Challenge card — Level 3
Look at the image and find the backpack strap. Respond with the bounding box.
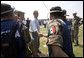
[11,21,18,35]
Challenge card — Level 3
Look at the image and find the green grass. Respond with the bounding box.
[72,25,83,57]
[39,25,83,57]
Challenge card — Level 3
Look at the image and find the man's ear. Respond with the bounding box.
[10,12,16,20]
[9,12,13,17]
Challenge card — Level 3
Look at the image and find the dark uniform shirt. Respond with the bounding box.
[63,19,75,57]
[1,19,26,57]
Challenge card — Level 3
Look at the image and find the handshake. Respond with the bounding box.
[39,33,48,38]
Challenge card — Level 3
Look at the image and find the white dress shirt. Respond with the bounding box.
[29,18,40,32]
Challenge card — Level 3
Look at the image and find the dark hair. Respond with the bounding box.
[1,3,13,18]
[33,10,38,14]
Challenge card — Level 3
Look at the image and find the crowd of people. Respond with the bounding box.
[1,3,83,57]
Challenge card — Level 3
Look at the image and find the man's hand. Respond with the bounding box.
[36,31,48,37]
[36,31,43,37]
[39,33,43,37]
[43,34,48,38]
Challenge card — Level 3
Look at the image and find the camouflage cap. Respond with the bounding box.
[50,6,63,13]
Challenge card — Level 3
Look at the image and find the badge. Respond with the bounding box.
[49,25,58,35]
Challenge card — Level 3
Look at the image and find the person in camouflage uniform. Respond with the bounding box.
[43,6,68,57]
[43,6,75,57]
[72,13,81,46]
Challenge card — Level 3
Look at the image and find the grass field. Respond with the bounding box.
[39,25,83,57]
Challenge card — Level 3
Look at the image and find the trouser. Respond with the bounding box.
[32,32,40,53]
[44,24,46,28]
[71,29,74,42]
[48,46,53,57]
[74,27,79,45]
[29,41,36,57]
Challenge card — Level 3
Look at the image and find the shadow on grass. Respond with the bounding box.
[73,44,83,48]
[78,44,83,48]
[38,52,49,57]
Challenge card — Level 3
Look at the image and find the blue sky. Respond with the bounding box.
[1,1,83,20]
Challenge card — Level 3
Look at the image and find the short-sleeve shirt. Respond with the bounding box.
[74,16,81,28]
[74,16,81,25]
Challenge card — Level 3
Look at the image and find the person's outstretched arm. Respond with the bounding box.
[47,35,69,57]
[52,46,69,57]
